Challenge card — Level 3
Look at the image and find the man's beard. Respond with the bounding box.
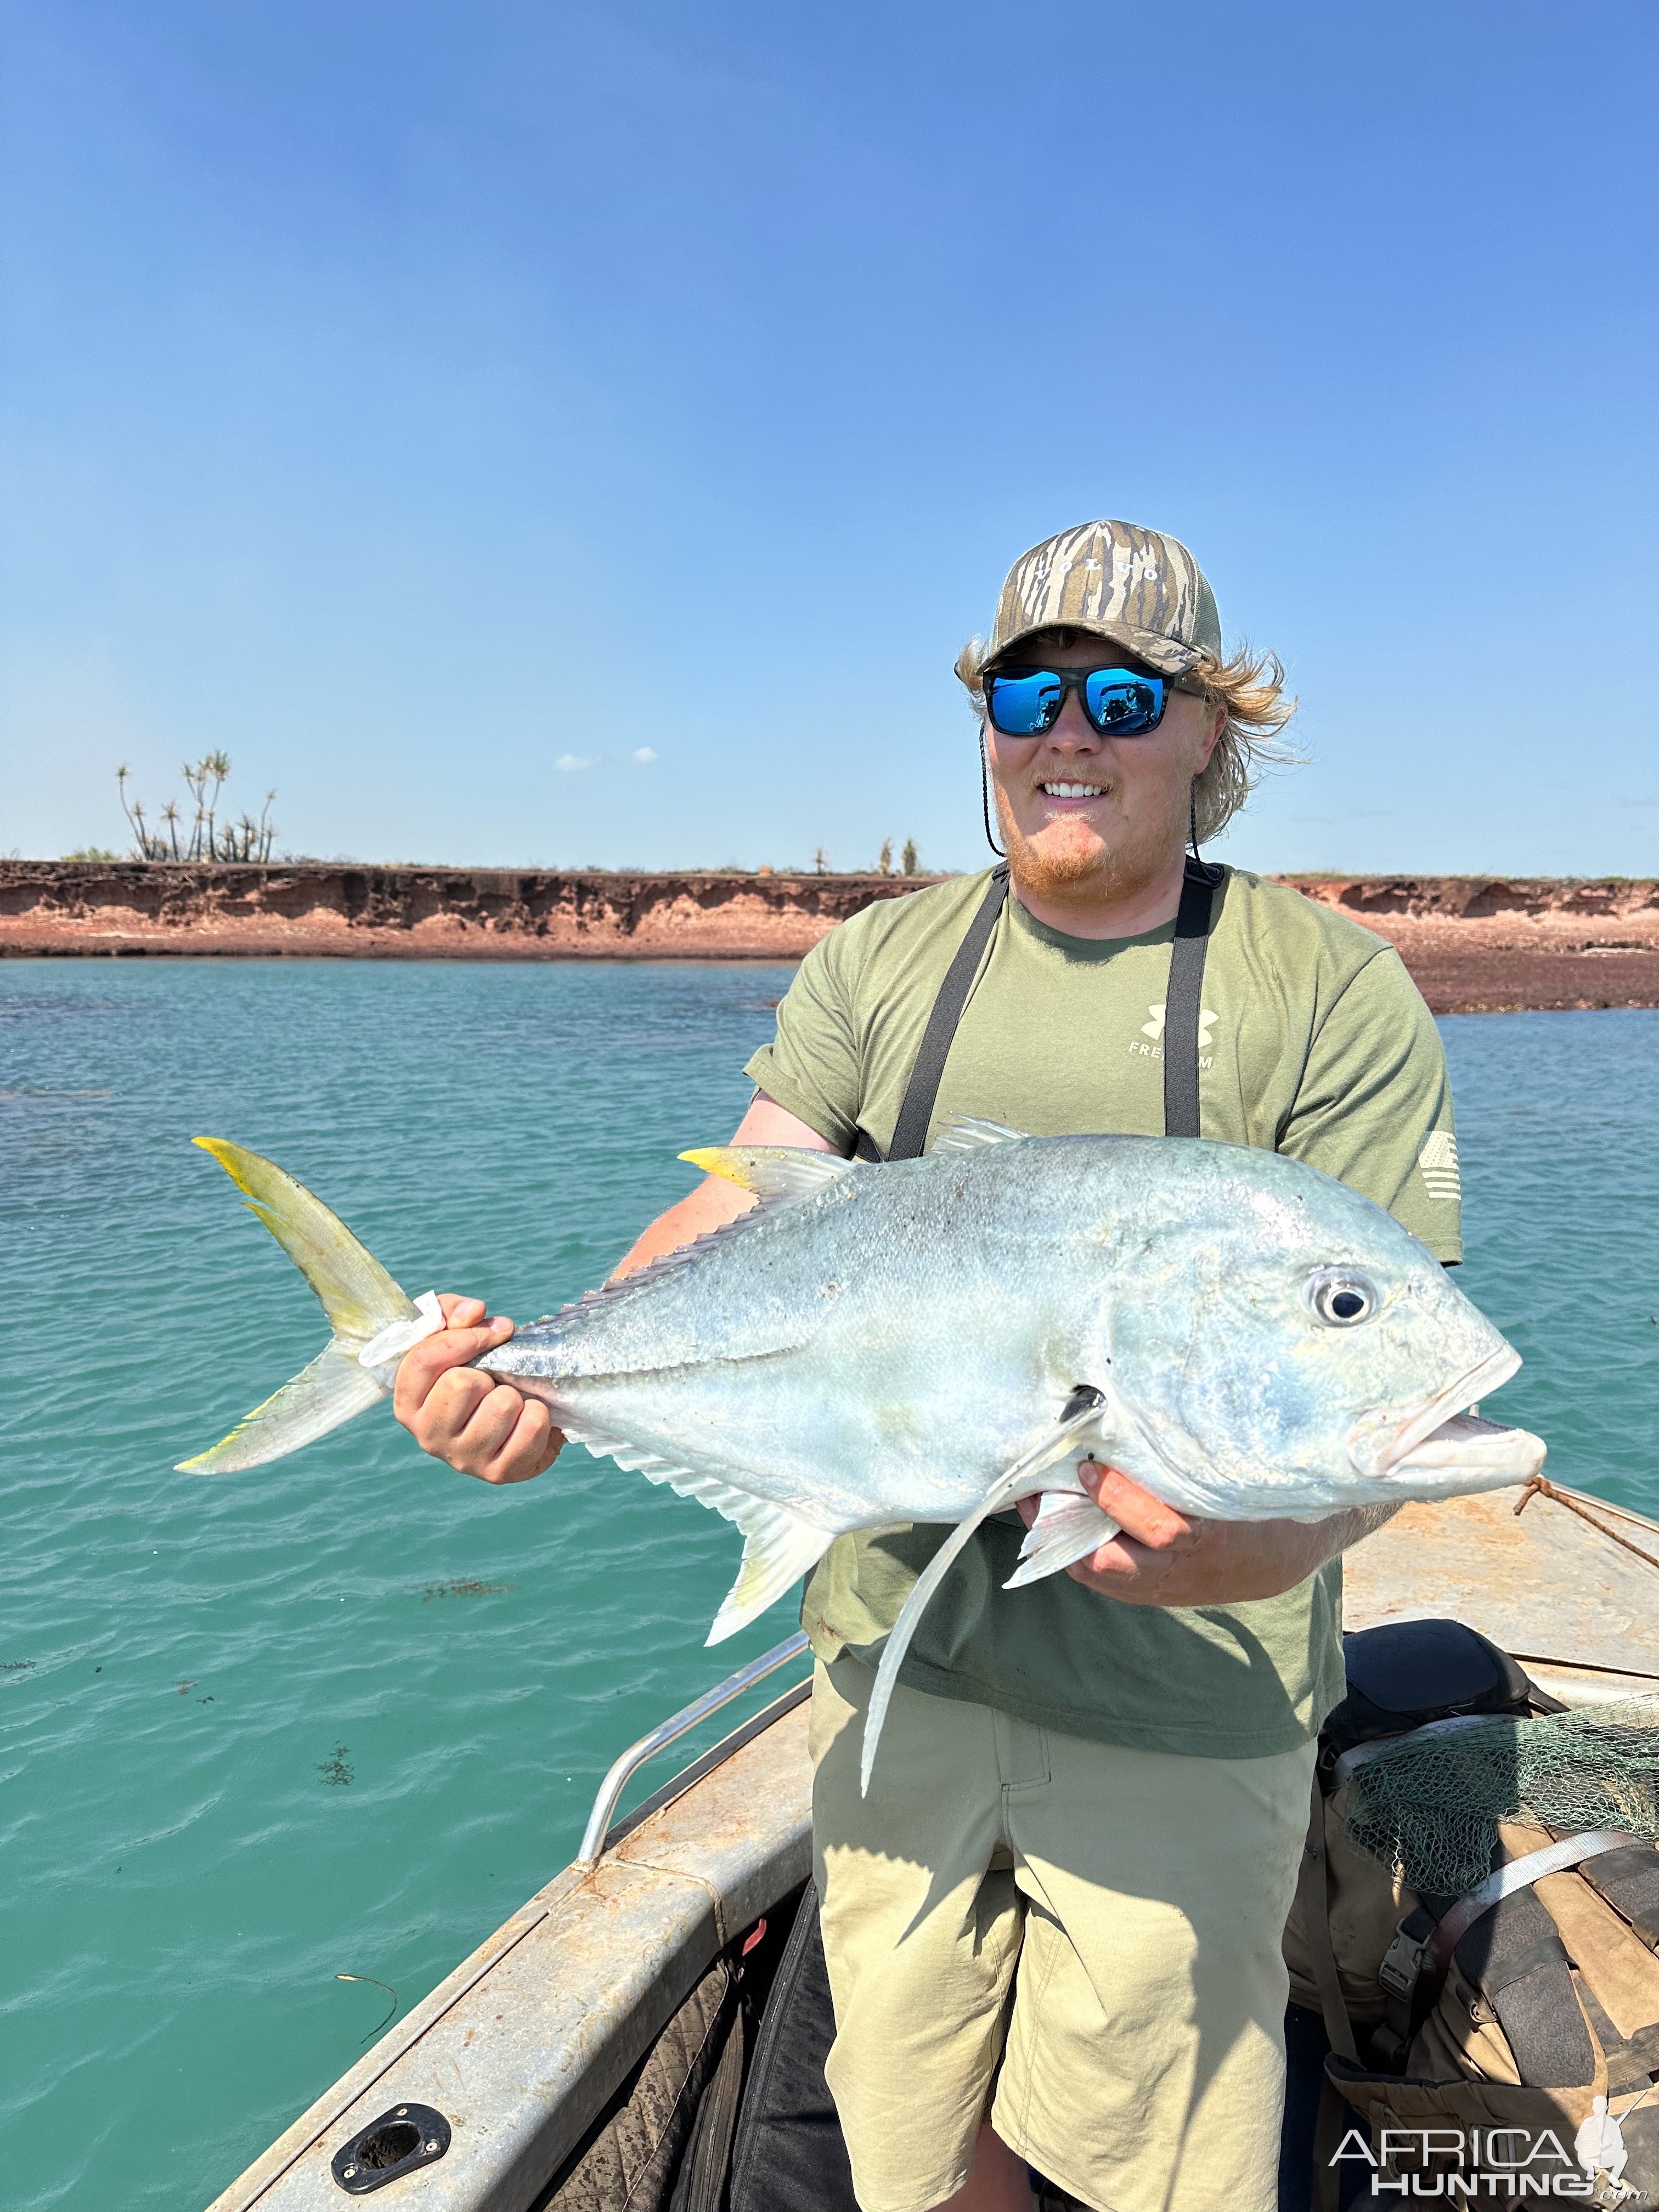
[995,776,1190,907]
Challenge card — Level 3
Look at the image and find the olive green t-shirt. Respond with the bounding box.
[742,866,1462,1761]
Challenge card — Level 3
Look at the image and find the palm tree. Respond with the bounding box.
[114,759,276,863]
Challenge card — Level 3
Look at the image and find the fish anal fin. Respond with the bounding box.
[707,1508,832,1644]
[1002,1493,1121,1590]
[929,1115,1030,1155]
[560,1423,831,1639]
[679,1146,855,1200]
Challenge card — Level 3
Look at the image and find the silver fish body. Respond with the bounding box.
[179,1125,1545,1790]
[488,1130,1534,1528]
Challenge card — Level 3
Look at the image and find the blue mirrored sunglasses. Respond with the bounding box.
[984,665,1169,739]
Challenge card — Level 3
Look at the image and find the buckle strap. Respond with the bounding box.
[1370,1906,1439,2070]
[1428,1827,1633,1973]
[1367,1832,1632,2072]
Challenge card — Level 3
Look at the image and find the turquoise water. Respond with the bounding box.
[2,962,1656,2211]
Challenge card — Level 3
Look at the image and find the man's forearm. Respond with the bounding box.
[612,1092,836,1281]
[1167,1499,1401,1604]
[1064,1471,1404,1607]
[1262,1499,1401,1589]
[612,1177,753,1279]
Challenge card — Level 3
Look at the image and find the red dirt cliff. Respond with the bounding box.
[5,860,1659,1015]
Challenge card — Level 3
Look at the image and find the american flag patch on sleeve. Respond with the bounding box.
[1418,1130,1461,1202]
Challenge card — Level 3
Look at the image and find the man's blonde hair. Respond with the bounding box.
[954,631,1299,843]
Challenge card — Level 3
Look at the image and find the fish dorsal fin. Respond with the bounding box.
[558,1421,831,1640]
[543,1195,805,1327]
[539,1150,851,1338]
[679,1146,856,1200]
[929,1115,1029,1155]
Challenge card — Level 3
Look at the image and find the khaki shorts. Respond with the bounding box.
[810,1655,1316,2212]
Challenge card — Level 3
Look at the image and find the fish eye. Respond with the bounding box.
[1307,1268,1379,1327]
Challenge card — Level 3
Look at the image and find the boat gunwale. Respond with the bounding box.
[204,1688,815,2212]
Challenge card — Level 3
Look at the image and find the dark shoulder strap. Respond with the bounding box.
[856,858,1217,1164]
[1161,860,1223,1142]
[857,868,1008,1164]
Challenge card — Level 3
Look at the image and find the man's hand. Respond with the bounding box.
[1017,1462,1396,1606]
[393,1295,565,1485]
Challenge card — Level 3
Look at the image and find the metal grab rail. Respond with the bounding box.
[575,1630,811,1865]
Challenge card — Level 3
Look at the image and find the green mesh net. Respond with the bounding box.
[1339,1695,1659,1898]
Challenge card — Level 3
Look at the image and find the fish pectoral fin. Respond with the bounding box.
[1002,1492,1122,1590]
[929,1115,1030,1154]
[708,1506,833,1644]
[859,1398,1106,1797]
[679,1147,856,1200]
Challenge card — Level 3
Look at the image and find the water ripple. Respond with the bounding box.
[0,966,1654,2208]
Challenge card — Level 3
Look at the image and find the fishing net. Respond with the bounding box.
[1339,1695,1659,1898]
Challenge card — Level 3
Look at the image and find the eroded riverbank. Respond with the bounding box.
[6,860,1659,1013]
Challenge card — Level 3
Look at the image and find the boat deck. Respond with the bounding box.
[1344,1480,1659,1703]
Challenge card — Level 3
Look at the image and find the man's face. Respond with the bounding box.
[985,630,1223,902]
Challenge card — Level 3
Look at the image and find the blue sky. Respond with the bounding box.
[2,0,1655,876]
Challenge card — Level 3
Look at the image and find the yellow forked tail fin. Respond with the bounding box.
[178,1138,425,1475]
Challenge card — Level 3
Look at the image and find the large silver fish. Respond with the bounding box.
[180,1124,1544,1788]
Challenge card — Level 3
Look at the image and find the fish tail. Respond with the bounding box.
[177,1138,425,1474]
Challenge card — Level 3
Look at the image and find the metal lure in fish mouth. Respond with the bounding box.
[1345,1342,1532,1484]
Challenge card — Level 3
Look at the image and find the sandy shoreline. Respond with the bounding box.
[5,860,1659,1015]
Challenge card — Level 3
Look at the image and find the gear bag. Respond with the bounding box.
[1283,1618,1539,2050]
[1324,1822,1659,2207]
[1284,1619,1659,2211]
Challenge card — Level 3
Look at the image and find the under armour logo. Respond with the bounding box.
[1143,1002,1216,1049]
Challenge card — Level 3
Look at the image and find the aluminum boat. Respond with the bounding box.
[206,1482,1659,2212]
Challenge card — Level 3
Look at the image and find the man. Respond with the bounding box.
[396,521,1462,2212]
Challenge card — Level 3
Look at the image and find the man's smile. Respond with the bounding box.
[1037,779,1109,803]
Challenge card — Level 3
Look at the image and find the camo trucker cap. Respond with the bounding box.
[966,520,1222,685]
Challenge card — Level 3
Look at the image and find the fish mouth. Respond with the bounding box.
[1382,1409,1546,1487]
[1346,1342,1532,1483]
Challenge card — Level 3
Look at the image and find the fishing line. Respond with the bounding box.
[336,1973,399,2043]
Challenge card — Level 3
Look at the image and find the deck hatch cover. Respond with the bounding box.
[331,2103,451,2193]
